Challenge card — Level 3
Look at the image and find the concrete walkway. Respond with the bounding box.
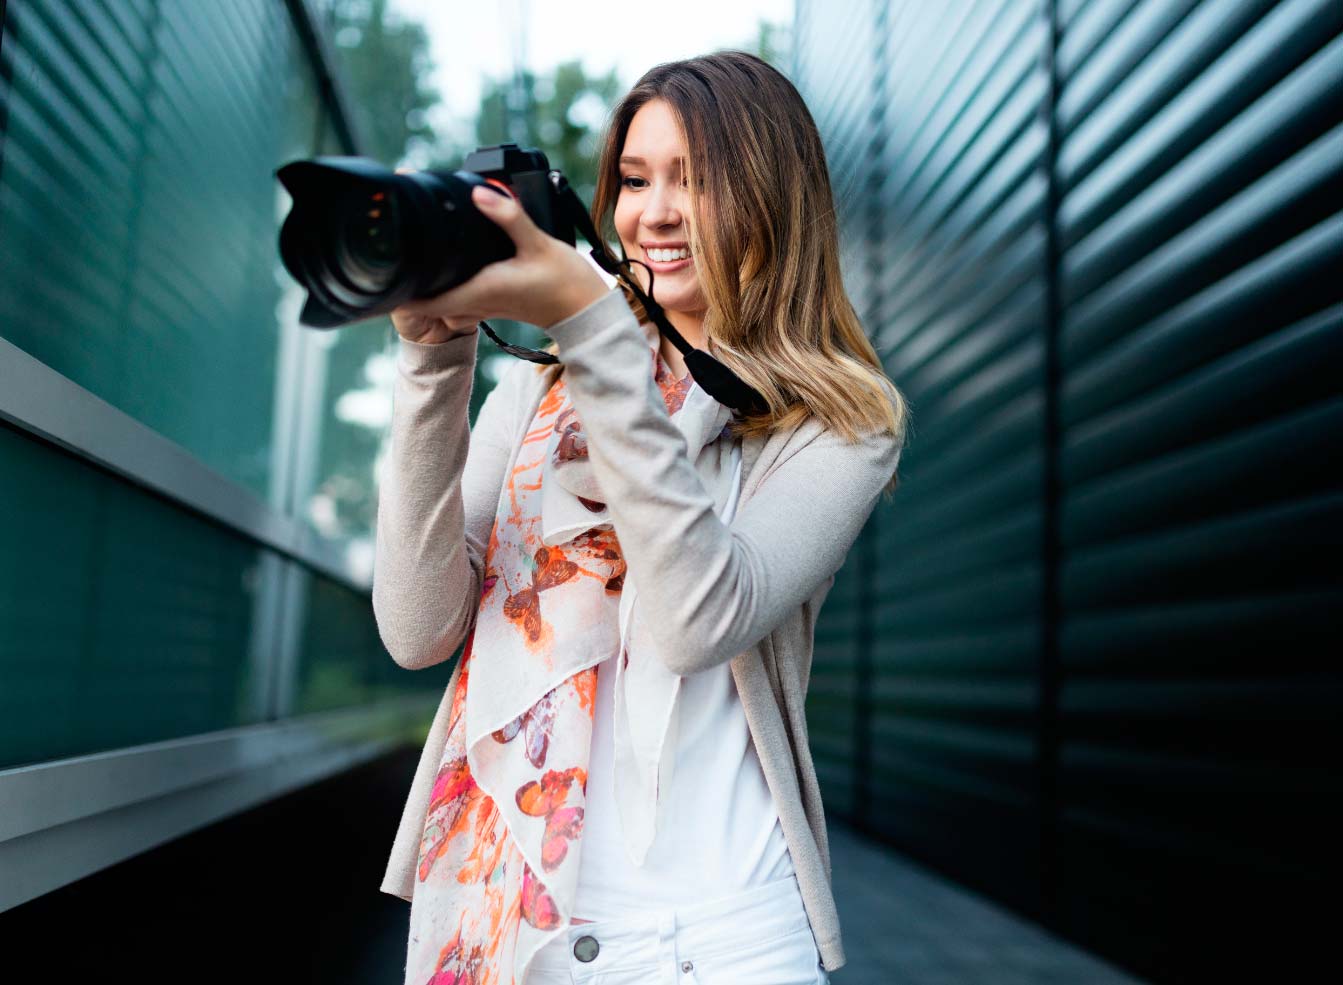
[827,820,1148,984]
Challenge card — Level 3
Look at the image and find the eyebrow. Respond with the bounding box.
[619,155,686,166]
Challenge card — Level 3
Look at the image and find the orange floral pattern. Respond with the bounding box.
[403,350,690,985]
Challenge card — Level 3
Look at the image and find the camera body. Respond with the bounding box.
[276,143,574,328]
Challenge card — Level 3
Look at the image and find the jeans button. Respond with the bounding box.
[573,935,600,962]
[682,960,694,972]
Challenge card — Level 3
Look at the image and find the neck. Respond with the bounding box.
[656,307,706,381]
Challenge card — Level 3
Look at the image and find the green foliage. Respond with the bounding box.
[324,0,441,165]
[468,60,623,207]
[752,19,794,74]
[442,60,624,400]
[301,0,445,548]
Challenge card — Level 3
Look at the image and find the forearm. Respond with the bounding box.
[372,330,484,670]
[546,290,901,674]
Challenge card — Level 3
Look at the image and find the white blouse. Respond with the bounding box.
[572,439,796,919]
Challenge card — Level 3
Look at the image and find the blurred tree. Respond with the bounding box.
[436,59,622,415]
[752,19,794,74]
[324,0,440,165]
[468,60,622,209]
[298,0,443,550]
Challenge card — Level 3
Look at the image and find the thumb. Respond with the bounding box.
[472,184,543,248]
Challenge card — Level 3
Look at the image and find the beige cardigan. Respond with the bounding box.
[373,288,902,973]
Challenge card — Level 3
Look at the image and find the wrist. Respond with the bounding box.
[545,262,611,329]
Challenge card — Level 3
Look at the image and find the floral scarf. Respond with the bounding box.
[404,334,740,985]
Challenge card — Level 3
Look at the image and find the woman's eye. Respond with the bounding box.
[620,176,696,190]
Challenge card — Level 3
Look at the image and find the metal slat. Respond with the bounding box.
[1059,0,1277,188]
[1065,309,1343,500]
[1063,208,1343,426]
[1058,0,1343,234]
[1057,0,1203,130]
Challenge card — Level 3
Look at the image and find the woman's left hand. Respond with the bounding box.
[390,184,612,333]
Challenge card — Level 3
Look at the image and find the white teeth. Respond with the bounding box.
[647,247,690,262]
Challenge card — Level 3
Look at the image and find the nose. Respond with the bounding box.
[641,180,683,232]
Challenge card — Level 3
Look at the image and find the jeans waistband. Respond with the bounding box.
[532,873,810,975]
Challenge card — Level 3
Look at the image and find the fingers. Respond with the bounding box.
[471,184,543,248]
[398,300,482,331]
[391,299,478,332]
[387,182,551,328]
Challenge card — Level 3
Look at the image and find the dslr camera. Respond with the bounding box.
[275,143,769,415]
[276,143,574,329]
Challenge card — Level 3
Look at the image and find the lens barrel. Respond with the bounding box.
[276,157,518,328]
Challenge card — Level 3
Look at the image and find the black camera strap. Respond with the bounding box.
[475,173,768,417]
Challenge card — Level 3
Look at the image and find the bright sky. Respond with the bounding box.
[387,0,794,159]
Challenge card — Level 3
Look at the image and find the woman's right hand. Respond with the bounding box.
[389,307,480,345]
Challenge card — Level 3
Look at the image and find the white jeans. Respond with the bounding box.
[523,873,831,985]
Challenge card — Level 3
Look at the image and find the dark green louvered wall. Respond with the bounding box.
[0,0,446,775]
[795,1,1343,982]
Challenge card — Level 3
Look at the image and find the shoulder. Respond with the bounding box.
[799,421,902,496]
[790,376,904,476]
[768,412,901,474]
[742,412,901,506]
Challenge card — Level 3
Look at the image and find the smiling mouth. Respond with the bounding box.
[643,249,693,266]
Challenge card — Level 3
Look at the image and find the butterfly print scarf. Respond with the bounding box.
[404,333,740,985]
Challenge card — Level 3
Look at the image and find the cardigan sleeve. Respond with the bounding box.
[371,328,529,670]
[546,288,902,676]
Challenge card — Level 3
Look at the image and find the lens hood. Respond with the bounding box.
[276,157,514,328]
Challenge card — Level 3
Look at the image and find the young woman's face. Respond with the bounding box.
[614,98,707,316]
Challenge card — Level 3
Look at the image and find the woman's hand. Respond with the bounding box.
[389,306,479,345]
[390,183,612,342]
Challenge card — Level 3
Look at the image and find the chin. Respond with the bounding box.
[652,288,706,311]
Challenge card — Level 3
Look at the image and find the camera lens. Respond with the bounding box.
[276,154,542,327]
[330,186,402,293]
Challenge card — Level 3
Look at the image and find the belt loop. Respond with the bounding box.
[657,909,677,985]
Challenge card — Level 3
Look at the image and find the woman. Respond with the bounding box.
[374,51,909,985]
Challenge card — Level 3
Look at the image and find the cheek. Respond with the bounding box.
[614,203,636,243]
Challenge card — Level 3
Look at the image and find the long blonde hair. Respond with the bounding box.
[535,50,909,497]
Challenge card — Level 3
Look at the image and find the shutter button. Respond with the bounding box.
[573,935,600,962]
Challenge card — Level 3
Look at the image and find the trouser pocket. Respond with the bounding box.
[675,924,824,985]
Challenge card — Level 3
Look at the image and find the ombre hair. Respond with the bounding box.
[537,50,909,497]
